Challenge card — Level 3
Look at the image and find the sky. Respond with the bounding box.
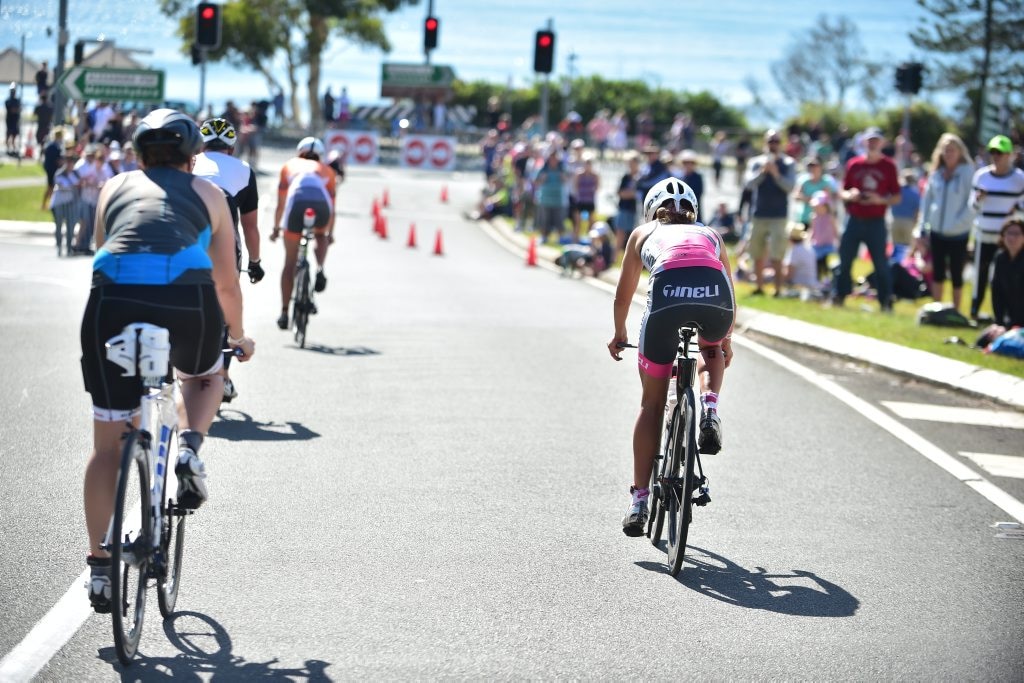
[1,0,938,123]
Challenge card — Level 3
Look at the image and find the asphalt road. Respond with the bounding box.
[1,153,1021,680]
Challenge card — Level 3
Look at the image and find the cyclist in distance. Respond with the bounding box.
[271,136,337,330]
[607,178,736,536]
[193,117,263,403]
[79,109,255,612]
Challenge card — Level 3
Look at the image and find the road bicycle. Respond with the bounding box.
[102,323,190,664]
[649,326,712,576]
[621,326,712,577]
[291,208,317,349]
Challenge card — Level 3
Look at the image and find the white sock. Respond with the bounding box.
[701,392,719,413]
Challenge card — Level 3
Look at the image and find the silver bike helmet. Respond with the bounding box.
[132,108,202,157]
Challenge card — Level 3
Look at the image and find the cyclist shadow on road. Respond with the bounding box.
[637,546,859,617]
[99,610,332,680]
[209,409,321,442]
[291,343,381,356]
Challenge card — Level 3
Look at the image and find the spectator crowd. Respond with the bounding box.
[468,107,1023,327]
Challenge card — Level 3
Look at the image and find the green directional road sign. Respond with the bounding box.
[58,66,165,102]
[380,62,455,98]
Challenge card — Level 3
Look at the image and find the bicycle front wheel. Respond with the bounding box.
[292,261,310,349]
[666,389,697,577]
[158,428,185,618]
[110,429,151,664]
[648,406,677,545]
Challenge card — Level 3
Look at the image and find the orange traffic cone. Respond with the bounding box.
[371,197,379,218]
[526,236,538,266]
[433,229,444,256]
[382,188,390,208]
[378,216,388,240]
[373,214,382,235]
[407,222,417,248]
[440,185,448,203]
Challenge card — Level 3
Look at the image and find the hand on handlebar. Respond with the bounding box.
[247,260,265,283]
[229,336,256,362]
[608,335,634,361]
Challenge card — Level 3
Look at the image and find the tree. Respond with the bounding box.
[910,0,1024,145]
[159,0,416,127]
[770,15,883,113]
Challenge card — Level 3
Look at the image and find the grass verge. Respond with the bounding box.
[0,162,46,180]
[0,187,51,221]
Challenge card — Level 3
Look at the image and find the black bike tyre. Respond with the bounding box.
[157,427,184,618]
[110,429,151,665]
[648,405,676,545]
[293,262,310,349]
[666,388,697,577]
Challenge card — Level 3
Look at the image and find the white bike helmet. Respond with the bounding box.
[296,136,325,158]
[643,177,698,223]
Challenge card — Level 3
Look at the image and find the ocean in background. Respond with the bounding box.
[3,0,935,125]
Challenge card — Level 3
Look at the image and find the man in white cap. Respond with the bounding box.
[836,126,901,311]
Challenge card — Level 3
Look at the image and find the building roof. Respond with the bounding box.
[0,47,46,86]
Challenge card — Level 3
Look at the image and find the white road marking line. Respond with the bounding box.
[0,567,93,682]
[961,452,1024,480]
[882,401,1024,430]
[0,502,145,678]
[733,335,1024,524]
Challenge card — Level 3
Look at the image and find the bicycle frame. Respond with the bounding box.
[102,324,180,572]
[140,379,178,569]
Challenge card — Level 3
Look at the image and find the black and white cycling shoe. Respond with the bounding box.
[622,497,649,537]
[175,448,208,510]
[85,556,112,613]
[698,410,722,454]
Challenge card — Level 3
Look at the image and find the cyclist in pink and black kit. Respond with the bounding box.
[608,178,736,536]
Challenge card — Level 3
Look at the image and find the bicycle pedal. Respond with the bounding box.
[694,487,711,507]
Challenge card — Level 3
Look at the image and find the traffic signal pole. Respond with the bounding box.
[198,49,207,117]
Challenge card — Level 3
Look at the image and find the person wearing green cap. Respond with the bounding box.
[970,135,1024,319]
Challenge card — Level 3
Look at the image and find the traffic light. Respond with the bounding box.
[534,30,555,74]
[195,2,222,50]
[424,16,439,51]
[74,40,84,65]
[895,62,924,95]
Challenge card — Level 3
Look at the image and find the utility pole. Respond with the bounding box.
[977,0,993,149]
[54,0,68,125]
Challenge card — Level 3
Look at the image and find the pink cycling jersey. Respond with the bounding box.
[640,222,723,274]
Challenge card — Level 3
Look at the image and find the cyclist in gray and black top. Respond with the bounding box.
[194,117,263,402]
[80,109,255,613]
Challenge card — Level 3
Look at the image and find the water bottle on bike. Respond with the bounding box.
[304,207,315,233]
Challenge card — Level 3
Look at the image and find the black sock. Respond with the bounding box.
[179,429,204,454]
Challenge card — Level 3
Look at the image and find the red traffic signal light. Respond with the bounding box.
[534,30,555,74]
[195,2,222,50]
[424,16,439,51]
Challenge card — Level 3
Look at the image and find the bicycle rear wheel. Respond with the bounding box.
[648,406,677,545]
[292,261,310,349]
[110,429,151,664]
[665,388,697,577]
[158,427,185,618]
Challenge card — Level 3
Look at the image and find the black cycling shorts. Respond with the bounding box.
[80,284,224,412]
[285,198,331,236]
[638,266,734,378]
